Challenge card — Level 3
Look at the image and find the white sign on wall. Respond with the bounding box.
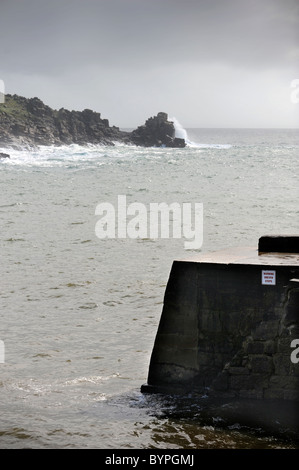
[262,270,276,285]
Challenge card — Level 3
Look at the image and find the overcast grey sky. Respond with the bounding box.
[0,0,298,127]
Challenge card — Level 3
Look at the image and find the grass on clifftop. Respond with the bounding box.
[0,95,29,120]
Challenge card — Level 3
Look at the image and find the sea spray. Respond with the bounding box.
[170,117,189,142]
[170,117,200,147]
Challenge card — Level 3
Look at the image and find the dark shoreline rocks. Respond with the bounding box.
[0,152,10,159]
[0,94,185,150]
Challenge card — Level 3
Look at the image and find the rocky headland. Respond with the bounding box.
[0,94,186,150]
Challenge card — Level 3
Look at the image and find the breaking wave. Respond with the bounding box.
[170,117,232,149]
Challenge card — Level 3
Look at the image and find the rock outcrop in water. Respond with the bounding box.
[130,112,186,148]
[0,152,10,159]
[0,94,185,149]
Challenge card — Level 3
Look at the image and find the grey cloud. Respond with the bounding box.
[0,0,298,75]
[0,0,298,127]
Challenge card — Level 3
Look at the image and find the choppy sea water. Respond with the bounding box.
[0,128,298,449]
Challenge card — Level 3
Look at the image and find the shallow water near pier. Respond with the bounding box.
[0,128,298,448]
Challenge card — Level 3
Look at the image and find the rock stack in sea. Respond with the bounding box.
[0,94,186,149]
[130,112,186,148]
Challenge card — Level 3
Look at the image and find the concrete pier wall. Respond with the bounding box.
[142,239,299,402]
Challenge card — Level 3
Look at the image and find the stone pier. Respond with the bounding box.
[141,236,299,403]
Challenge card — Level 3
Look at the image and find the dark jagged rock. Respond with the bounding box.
[0,94,127,148]
[0,95,186,149]
[0,152,10,159]
[130,112,186,148]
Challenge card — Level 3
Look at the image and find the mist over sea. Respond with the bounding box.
[0,127,298,448]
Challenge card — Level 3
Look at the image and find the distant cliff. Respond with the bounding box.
[0,94,185,149]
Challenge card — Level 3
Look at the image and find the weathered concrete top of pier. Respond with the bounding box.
[182,246,299,267]
[181,235,299,267]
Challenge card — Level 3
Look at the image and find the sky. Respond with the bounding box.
[0,0,298,128]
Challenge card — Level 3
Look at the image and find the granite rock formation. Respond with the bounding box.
[130,112,185,148]
[0,94,185,149]
[0,94,128,148]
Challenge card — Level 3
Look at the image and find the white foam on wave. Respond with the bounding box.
[193,143,232,149]
[0,129,232,168]
[0,143,113,167]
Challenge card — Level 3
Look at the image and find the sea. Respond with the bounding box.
[0,125,298,450]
